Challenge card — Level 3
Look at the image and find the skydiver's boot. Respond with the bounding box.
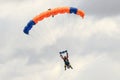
[70,65,73,69]
[64,65,66,70]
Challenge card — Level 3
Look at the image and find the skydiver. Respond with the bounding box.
[59,50,73,70]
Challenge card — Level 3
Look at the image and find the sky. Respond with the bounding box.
[0,0,120,80]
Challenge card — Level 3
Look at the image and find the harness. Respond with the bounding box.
[64,59,70,66]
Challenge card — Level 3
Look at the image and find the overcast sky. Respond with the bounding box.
[0,0,120,80]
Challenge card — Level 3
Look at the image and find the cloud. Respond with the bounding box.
[0,1,120,80]
[79,0,120,17]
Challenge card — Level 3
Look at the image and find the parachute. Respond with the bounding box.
[23,7,85,35]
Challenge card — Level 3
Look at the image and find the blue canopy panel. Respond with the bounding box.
[23,20,36,34]
[70,7,78,14]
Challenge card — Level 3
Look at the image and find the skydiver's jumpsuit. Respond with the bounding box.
[64,58,71,69]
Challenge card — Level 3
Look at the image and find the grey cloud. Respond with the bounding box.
[82,34,120,61]
[83,34,120,53]
[78,0,120,17]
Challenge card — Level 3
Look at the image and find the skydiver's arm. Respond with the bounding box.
[60,54,64,60]
[66,52,68,58]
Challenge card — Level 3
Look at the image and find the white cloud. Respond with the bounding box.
[75,54,120,80]
[0,0,120,80]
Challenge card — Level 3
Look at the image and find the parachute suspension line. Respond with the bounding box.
[30,28,40,38]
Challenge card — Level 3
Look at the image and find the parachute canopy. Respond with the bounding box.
[23,7,85,35]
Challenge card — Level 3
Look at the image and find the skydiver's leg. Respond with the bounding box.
[64,65,66,70]
[69,64,73,69]
[70,65,73,69]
